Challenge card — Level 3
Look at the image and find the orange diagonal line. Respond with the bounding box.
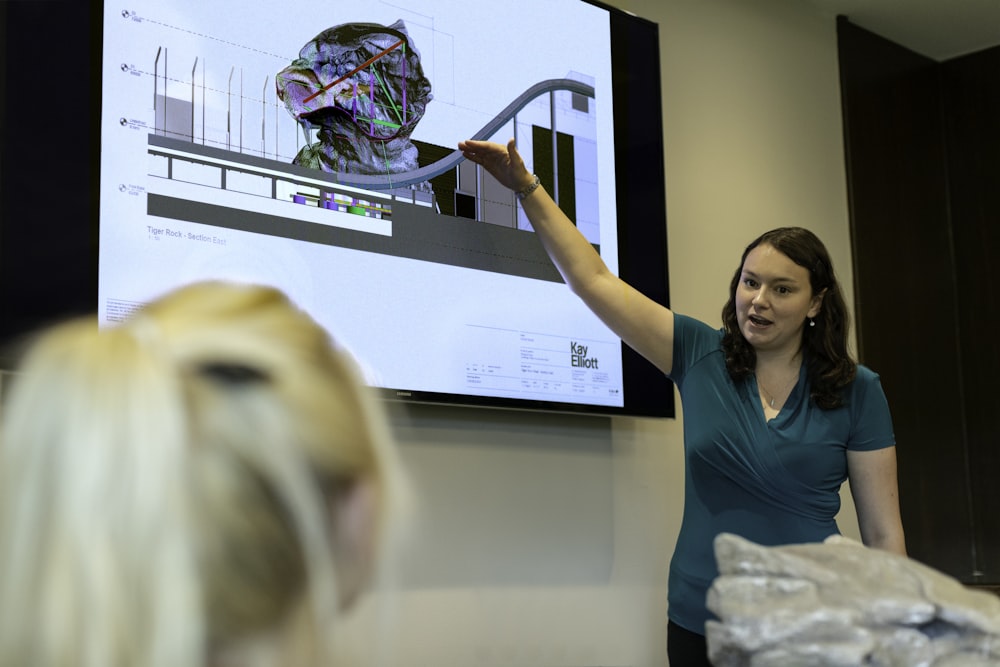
[302,39,404,104]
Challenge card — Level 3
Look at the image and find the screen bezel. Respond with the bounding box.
[0,0,673,418]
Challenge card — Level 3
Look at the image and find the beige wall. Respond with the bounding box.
[338,1,859,665]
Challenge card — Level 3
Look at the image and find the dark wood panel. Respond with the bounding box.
[942,46,1000,584]
[838,18,976,579]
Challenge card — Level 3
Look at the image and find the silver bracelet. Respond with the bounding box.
[515,174,541,201]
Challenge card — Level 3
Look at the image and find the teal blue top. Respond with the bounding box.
[667,314,895,633]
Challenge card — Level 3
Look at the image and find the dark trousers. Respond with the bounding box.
[667,620,712,666]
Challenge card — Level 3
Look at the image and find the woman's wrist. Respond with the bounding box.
[515,174,541,201]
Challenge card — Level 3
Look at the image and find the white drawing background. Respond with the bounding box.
[99,0,625,407]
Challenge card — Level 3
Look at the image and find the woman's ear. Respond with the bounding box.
[331,478,379,610]
[808,288,827,319]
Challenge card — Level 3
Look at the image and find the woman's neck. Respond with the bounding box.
[755,346,802,373]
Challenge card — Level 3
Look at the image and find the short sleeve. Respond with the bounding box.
[847,366,896,452]
[670,313,724,383]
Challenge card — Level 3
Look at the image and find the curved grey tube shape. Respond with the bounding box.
[329,78,596,189]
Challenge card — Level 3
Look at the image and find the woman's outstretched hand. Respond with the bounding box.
[458,138,536,193]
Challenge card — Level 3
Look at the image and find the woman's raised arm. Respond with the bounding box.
[458,138,675,375]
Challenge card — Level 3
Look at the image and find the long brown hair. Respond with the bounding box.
[720,227,855,409]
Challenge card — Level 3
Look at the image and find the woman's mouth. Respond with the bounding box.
[748,314,772,327]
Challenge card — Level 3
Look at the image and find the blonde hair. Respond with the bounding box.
[0,281,404,667]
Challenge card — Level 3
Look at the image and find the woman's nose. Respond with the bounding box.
[752,289,767,306]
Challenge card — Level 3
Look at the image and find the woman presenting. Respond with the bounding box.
[459,138,906,666]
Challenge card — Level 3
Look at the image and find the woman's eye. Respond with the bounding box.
[743,279,758,288]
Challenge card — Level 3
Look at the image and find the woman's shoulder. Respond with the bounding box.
[670,313,725,380]
[841,363,890,405]
[853,363,883,384]
[673,312,723,339]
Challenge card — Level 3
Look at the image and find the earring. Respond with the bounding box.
[809,318,816,327]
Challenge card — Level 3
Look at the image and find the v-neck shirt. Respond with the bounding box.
[666,313,896,634]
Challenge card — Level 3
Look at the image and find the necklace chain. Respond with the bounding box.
[757,370,799,408]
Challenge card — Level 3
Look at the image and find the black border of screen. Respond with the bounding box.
[0,0,674,418]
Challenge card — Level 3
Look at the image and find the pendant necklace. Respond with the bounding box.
[757,370,799,408]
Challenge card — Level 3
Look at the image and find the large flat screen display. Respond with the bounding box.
[2,0,672,416]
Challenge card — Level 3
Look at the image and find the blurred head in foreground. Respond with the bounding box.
[0,281,406,667]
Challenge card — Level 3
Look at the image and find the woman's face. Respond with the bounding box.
[735,243,824,355]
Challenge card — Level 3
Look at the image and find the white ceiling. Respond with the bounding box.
[803,0,1000,61]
